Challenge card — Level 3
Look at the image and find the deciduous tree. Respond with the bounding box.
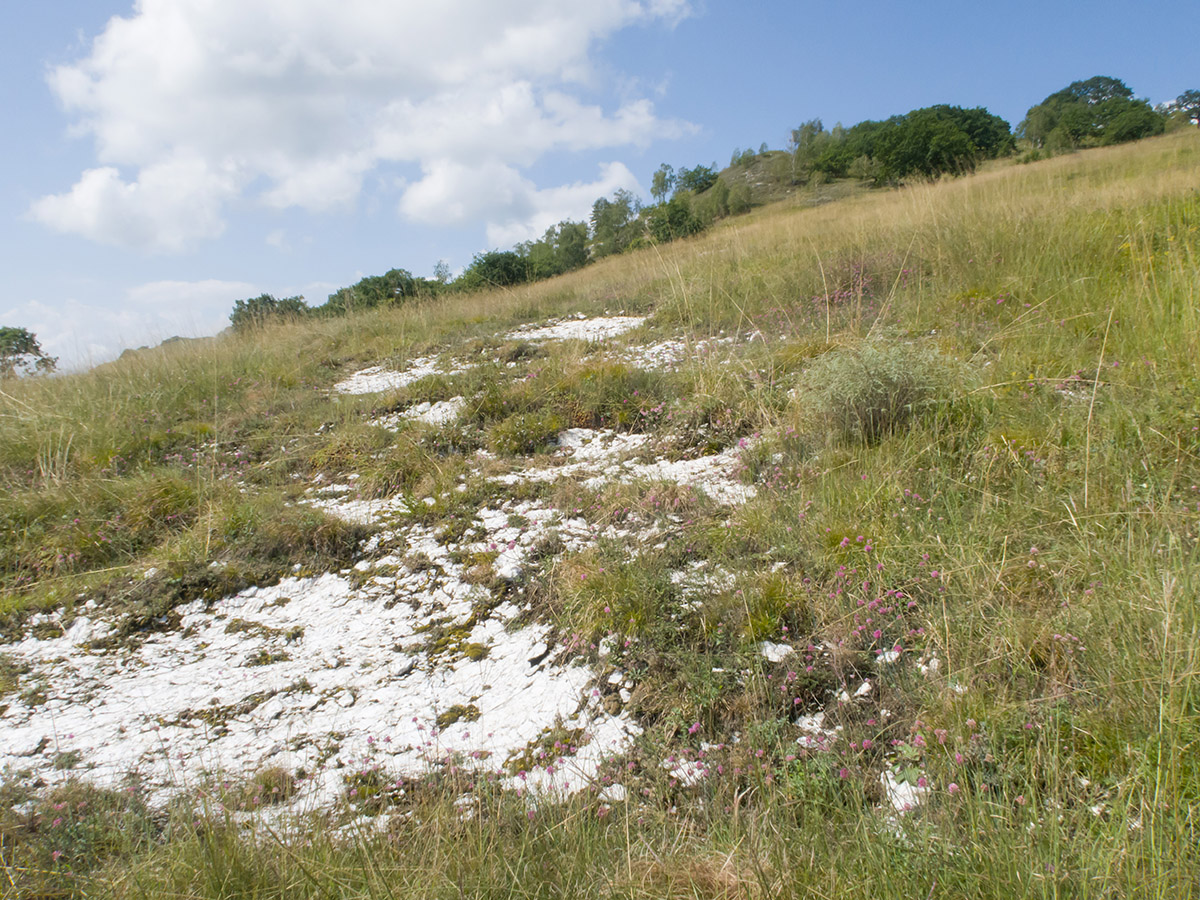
[674,164,718,195]
[650,164,675,203]
[589,189,638,258]
[1020,76,1162,149]
[0,327,57,377]
[1177,90,1200,126]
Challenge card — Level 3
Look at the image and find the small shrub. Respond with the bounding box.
[0,779,159,896]
[553,551,678,642]
[435,703,482,729]
[0,653,30,697]
[219,765,300,810]
[742,571,813,642]
[307,425,393,474]
[554,362,667,431]
[229,294,310,331]
[487,411,564,456]
[802,341,961,444]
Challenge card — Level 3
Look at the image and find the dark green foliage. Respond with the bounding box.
[645,194,703,243]
[228,294,310,331]
[556,222,589,272]
[674,163,719,195]
[650,163,675,202]
[692,177,732,223]
[808,120,888,179]
[0,326,56,378]
[729,147,757,167]
[1177,90,1200,125]
[1059,75,1135,105]
[517,221,590,280]
[873,108,979,179]
[319,267,438,315]
[790,118,831,182]
[937,105,1018,159]
[727,181,752,214]
[793,106,1012,183]
[230,268,443,327]
[1020,76,1164,149]
[1103,100,1168,145]
[457,250,529,289]
[589,188,639,259]
[802,341,960,444]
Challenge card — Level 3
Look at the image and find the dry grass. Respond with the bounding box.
[2,132,1199,898]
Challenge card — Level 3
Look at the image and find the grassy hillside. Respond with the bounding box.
[2,132,1199,898]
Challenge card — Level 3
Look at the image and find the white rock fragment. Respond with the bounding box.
[598,783,627,803]
[303,492,409,527]
[662,756,709,786]
[498,428,754,507]
[0,545,639,811]
[796,711,841,749]
[616,335,737,371]
[375,397,467,430]
[759,641,793,663]
[598,446,755,506]
[881,768,928,813]
[509,316,646,343]
[333,358,466,395]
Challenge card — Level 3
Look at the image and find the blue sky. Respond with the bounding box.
[2,1,1196,369]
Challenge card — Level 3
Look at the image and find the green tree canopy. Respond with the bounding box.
[0,327,57,378]
[801,106,1012,182]
[790,118,833,180]
[1176,90,1200,125]
[320,268,428,315]
[1058,75,1134,105]
[674,164,719,195]
[517,221,590,280]
[650,164,675,203]
[872,109,978,179]
[644,193,703,243]
[228,295,310,331]
[457,250,529,290]
[1020,76,1163,149]
[590,189,639,259]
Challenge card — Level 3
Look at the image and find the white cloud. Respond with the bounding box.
[34,0,693,252]
[398,159,534,228]
[30,157,237,252]
[398,159,642,249]
[484,161,642,248]
[3,280,255,369]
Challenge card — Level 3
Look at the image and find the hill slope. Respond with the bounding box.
[2,132,1199,898]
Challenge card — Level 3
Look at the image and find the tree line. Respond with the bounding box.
[148,78,1200,334]
[7,75,1193,366]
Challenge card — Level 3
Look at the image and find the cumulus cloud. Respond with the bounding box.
[33,0,692,252]
[484,162,642,248]
[30,157,237,252]
[3,280,255,369]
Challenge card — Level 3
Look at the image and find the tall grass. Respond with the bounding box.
[2,132,1199,897]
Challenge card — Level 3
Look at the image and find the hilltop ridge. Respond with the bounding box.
[1,133,1199,898]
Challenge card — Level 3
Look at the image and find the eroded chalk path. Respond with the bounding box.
[0,315,765,813]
